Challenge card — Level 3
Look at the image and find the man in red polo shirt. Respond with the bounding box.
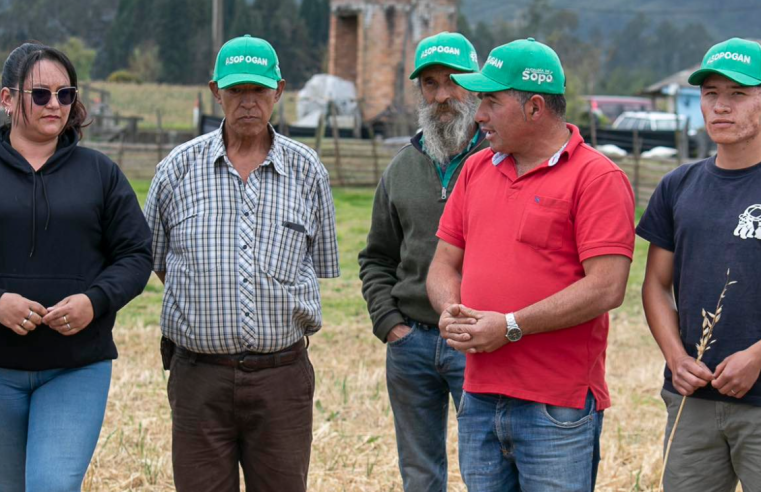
[426,38,635,491]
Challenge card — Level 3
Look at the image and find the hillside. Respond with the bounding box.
[460,0,760,40]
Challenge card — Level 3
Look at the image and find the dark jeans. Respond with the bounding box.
[168,345,315,492]
[386,320,466,492]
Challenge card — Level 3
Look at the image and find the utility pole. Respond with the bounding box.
[211,0,224,116]
[212,0,224,55]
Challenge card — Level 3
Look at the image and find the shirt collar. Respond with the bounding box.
[211,120,289,176]
[491,123,584,169]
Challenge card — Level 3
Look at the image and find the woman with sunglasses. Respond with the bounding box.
[0,43,152,491]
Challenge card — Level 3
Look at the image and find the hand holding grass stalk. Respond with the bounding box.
[658,268,737,491]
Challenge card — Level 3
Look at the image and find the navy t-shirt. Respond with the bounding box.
[637,156,761,406]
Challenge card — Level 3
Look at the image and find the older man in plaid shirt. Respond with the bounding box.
[144,35,340,492]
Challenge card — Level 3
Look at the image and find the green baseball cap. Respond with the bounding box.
[212,35,282,90]
[688,38,761,87]
[409,31,479,80]
[451,38,565,95]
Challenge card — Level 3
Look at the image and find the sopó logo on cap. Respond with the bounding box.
[708,51,752,65]
[522,67,554,84]
[421,46,461,58]
[226,55,269,67]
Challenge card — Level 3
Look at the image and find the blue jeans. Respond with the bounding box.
[458,390,603,492]
[386,319,466,492]
[0,360,112,492]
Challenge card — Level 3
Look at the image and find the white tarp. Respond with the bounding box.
[295,74,357,127]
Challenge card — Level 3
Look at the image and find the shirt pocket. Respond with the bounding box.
[257,220,309,284]
[517,195,571,250]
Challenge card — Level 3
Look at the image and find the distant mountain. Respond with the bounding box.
[460,0,760,41]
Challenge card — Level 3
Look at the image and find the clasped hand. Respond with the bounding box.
[438,304,509,354]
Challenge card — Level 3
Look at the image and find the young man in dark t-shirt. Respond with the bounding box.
[638,38,761,491]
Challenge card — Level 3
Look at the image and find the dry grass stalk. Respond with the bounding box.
[658,268,737,491]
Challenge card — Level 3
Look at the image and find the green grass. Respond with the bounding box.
[132,179,151,205]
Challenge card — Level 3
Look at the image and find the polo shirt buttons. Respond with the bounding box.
[244,212,250,217]
[243,278,249,284]
[242,244,248,250]
[244,311,250,317]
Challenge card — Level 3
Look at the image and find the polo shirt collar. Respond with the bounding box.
[211,120,289,176]
[491,123,584,170]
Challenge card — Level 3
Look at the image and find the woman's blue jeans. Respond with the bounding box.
[0,360,112,492]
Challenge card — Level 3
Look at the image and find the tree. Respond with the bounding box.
[54,37,96,81]
[94,0,155,79]
[471,21,498,62]
[299,0,330,46]
[128,42,160,83]
[247,0,320,88]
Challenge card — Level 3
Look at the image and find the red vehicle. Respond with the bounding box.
[583,95,653,124]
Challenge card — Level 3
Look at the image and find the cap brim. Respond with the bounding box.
[688,68,761,87]
[450,72,510,93]
[216,73,279,90]
[409,60,476,80]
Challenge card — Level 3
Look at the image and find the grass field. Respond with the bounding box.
[83,181,672,491]
[87,82,299,131]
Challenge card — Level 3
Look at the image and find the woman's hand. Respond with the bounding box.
[43,294,95,336]
[0,293,47,335]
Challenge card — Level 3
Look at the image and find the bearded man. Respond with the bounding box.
[358,32,487,492]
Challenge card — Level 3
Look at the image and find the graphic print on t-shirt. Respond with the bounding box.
[733,204,761,240]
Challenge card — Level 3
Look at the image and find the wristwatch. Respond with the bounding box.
[505,312,522,342]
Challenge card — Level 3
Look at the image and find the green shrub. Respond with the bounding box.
[107,70,143,84]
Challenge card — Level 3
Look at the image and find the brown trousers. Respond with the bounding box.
[168,346,315,492]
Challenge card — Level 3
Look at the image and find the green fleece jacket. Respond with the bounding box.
[358,130,488,342]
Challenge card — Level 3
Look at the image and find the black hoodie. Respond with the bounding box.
[0,127,152,371]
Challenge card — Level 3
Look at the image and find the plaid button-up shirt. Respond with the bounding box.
[144,124,340,354]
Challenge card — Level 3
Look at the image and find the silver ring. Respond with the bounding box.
[63,315,68,324]
[21,318,28,327]
[26,310,33,320]
[66,323,72,330]
[731,389,737,395]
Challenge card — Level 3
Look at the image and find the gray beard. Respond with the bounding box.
[418,94,479,166]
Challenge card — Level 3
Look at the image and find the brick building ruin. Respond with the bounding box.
[327,0,458,134]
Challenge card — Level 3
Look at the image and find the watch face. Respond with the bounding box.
[507,328,522,342]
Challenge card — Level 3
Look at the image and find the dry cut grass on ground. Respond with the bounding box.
[83,183,677,491]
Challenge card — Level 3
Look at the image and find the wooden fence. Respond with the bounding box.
[83,135,685,208]
[83,137,403,184]
[297,137,399,186]
[616,156,679,209]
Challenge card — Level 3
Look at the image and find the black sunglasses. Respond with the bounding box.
[10,87,78,106]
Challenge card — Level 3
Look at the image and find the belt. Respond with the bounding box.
[405,318,438,331]
[175,338,306,372]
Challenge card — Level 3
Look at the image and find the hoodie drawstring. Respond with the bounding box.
[29,173,36,257]
[40,171,50,231]
[28,171,51,258]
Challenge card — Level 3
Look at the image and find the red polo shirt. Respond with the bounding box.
[437,124,634,410]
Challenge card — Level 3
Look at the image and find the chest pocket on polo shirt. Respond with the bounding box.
[257,220,309,284]
[517,195,571,250]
